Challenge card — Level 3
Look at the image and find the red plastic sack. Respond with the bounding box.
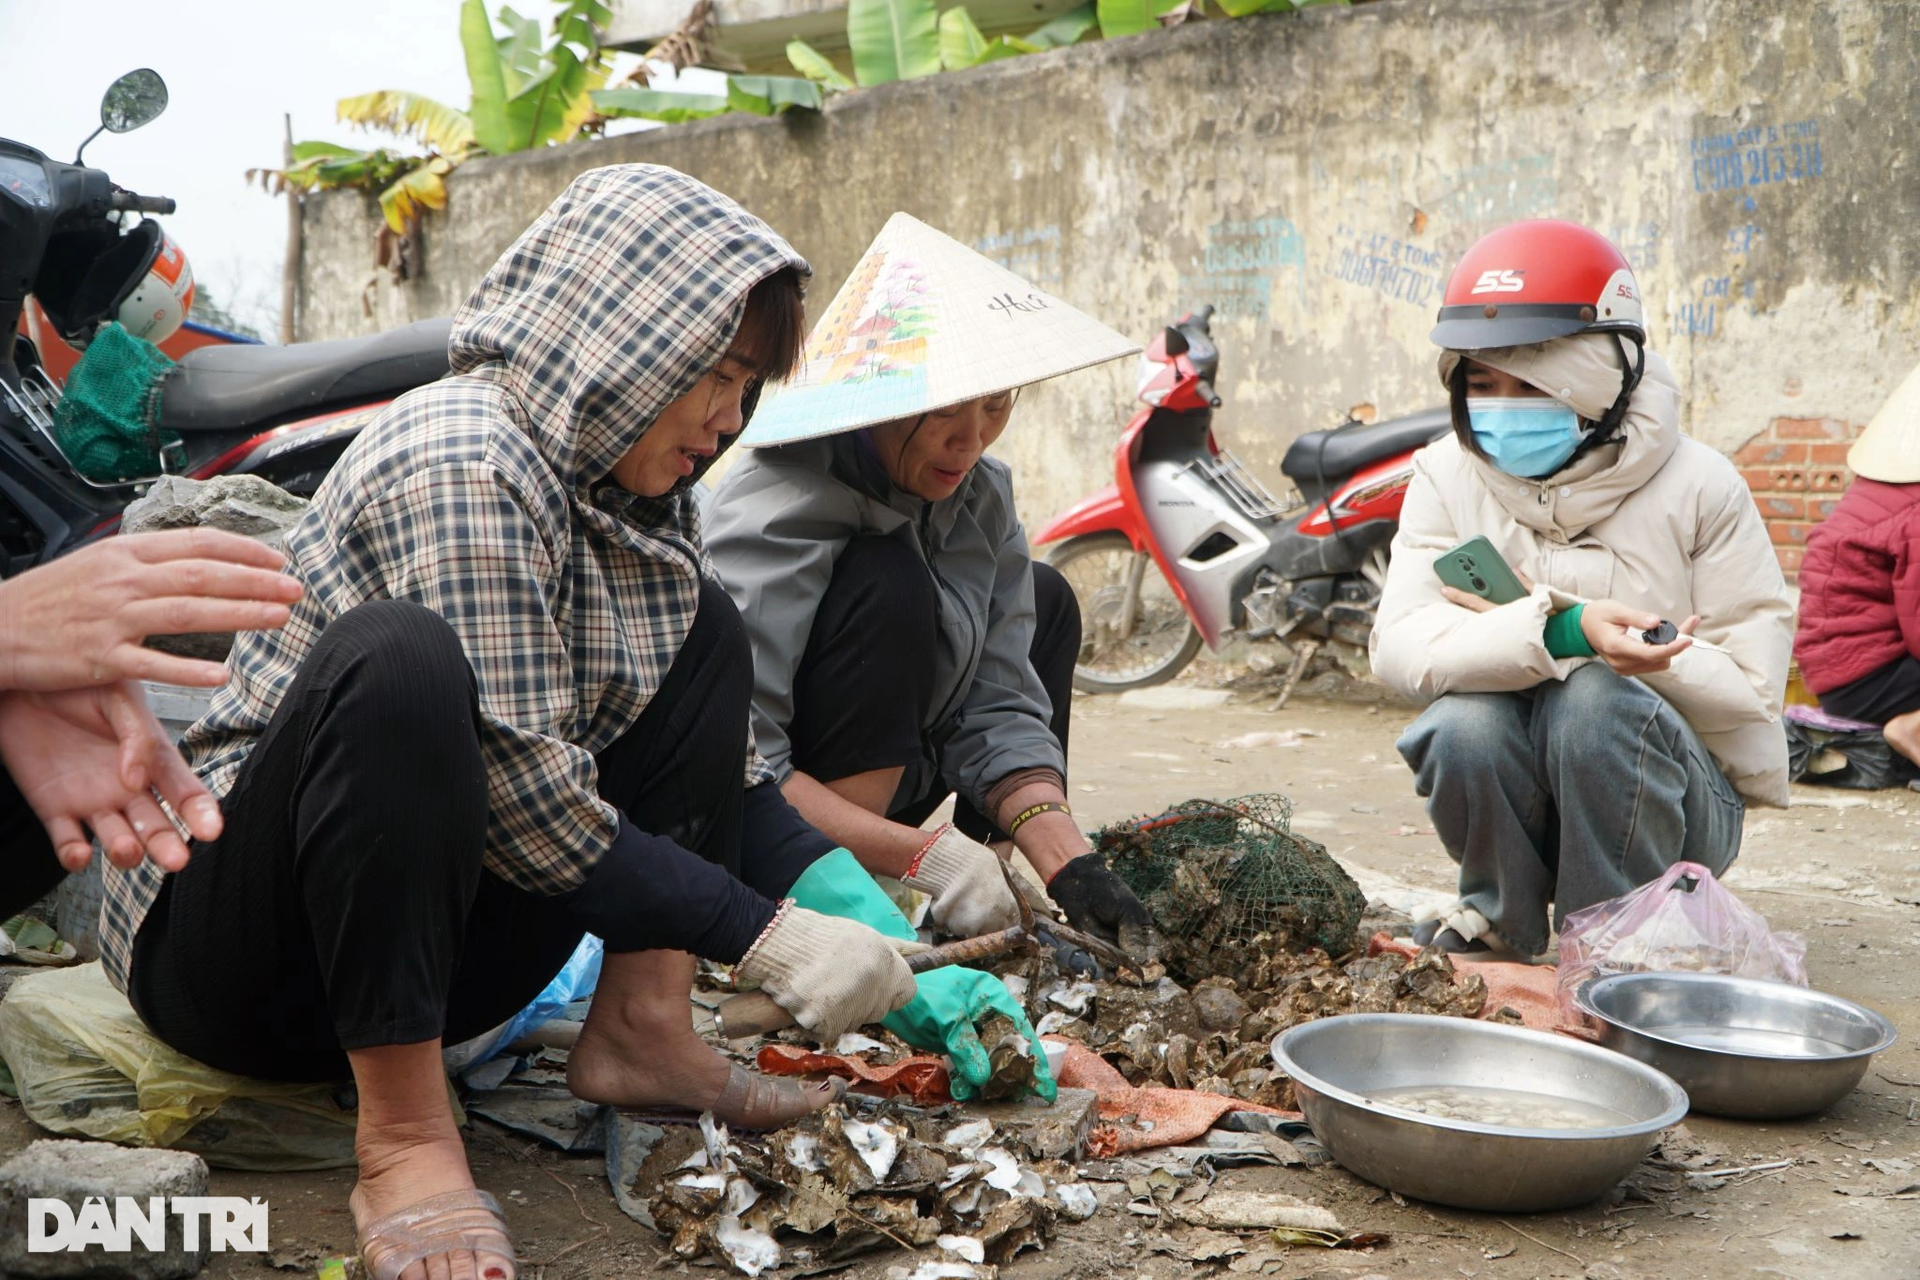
[1556,862,1808,1018]
[755,1045,953,1106]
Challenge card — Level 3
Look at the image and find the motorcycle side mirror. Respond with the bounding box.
[1162,326,1189,358]
[103,69,169,132]
[78,69,168,163]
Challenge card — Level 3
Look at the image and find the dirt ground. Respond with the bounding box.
[4,680,1918,1279]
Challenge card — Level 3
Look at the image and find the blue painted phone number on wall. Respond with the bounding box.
[1690,119,1825,194]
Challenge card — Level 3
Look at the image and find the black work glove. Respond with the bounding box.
[1047,852,1160,966]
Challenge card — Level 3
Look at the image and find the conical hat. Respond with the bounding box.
[740,213,1139,447]
[1849,356,1920,483]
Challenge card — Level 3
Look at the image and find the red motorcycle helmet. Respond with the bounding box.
[1432,219,1644,349]
[1432,220,1646,442]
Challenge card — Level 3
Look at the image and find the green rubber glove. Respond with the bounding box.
[885,966,1057,1102]
[787,848,1057,1102]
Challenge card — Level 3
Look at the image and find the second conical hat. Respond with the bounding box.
[740,213,1139,448]
[1848,355,1920,484]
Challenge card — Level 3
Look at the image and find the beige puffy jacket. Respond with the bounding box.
[1369,334,1793,806]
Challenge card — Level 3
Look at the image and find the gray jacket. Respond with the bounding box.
[705,434,1063,814]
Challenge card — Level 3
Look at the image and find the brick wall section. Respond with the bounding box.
[1733,417,1863,581]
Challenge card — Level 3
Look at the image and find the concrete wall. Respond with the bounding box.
[298,0,1920,575]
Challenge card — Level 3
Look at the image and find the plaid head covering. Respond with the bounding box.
[101,165,809,991]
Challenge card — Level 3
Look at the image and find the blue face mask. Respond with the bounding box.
[1467,397,1585,479]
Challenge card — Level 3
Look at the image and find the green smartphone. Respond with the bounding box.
[1434,536,1527,605]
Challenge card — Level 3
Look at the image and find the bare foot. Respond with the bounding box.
[567,999,842,1129]
[569,948,846,1130]
[1884,709,1920,768]
[349,1119,514,1280]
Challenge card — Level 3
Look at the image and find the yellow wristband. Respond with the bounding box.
[1007,801,1071,838]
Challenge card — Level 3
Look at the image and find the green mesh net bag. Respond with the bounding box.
[1096,793,1366,983]
[50,322,182,483]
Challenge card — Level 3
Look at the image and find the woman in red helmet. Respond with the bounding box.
[1370,220,1792,956]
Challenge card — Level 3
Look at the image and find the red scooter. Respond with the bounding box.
[1034,306,1450,699]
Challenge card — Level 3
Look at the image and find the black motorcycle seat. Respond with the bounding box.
[1281,407,1453,482]
[158,318,453,432]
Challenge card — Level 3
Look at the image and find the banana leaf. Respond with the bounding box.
[937,8,1037,69]
[1025,3,1098,47]
[461,0,515,154]
[726,75,826,116]
[288,140,367,163]
[276,144,410,192]
[376,157,452,233]
[590,87,733,124]
[847,0,941,86]
[504,0,612,150]
[299,154,378,188]
[336,90,475,155]
[786,39,855,91]
[493,4,547,95]
[1095,0,1182,38]
[553,58,612,142]
[982,35,1041,62]
[939,6,990,69]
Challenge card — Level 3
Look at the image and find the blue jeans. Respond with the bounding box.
[1396,663,1744,955]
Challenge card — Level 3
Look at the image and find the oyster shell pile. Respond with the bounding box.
[647,1108,1096,1276]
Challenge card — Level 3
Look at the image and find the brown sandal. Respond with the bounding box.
[620,1065,847,1133]
[356,1188,516,1280]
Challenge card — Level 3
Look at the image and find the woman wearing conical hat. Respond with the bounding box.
[1795,358,1920,767]
[706,215,1160,998]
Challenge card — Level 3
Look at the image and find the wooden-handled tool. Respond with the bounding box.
[1005,863,1137,973]
[712,923,1035,1040]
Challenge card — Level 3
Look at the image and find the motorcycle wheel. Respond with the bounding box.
[1045,532,1203,693]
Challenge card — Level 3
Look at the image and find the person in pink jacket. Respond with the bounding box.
[1794,359,1920,766]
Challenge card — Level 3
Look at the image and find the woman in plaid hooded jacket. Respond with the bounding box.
[97,166,931,1280]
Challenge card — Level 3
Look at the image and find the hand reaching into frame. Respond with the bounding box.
[0,684,223,873]
[0,529,302,693]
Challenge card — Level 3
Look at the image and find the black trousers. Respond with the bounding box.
[785,535,1080,842]
[0,579,823,1084]
[0,772,65,924]
[1818,654,1920,726]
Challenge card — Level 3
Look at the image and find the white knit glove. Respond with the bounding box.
[1416,901,1495,945]
[734,904,920,1040]
[901,824,1023,938]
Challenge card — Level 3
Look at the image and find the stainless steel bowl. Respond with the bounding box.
[1576,972,1897,1119]
[1272,1014,1687,1212]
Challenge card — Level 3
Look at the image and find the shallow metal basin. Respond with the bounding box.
[1576,972,1897,1119]
[1272,1013,1687,1212]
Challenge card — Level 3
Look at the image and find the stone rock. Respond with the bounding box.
[1116,687,1232,711]
[1191,983,1252,1032]
[0,1139,210,1278]
[959,1087,1100,1162]
[119,475,308,661]
[121,474,307,544]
